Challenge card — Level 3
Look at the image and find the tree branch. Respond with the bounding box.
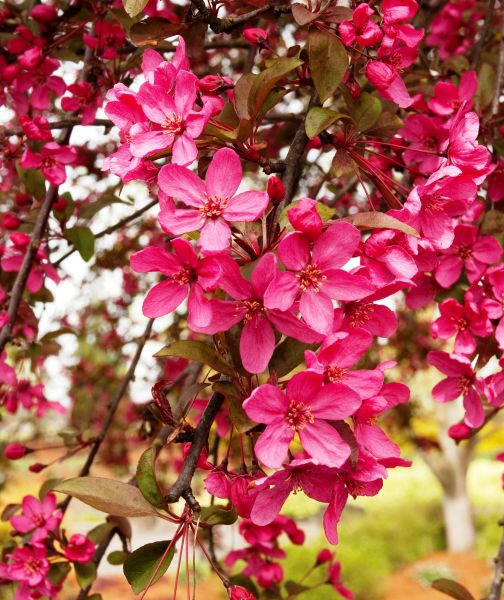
[488,517,504,600]
[471,0,497,68]
[60,319,154,513]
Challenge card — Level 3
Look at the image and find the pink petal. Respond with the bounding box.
[174,70,197,115]
[158,208,205,236]
[463,387,484,428]
[310,383,361,419]
[344,370,384,399]
[158,164,205,206]
[323,483,348,544]
[172,133,198,166]
[137,83,176,123]
[432,377,462,402]
[142,280,188,317]
[251,482,292,526]
[171,238,198,267]
[312,222,360,270]
[299,420,350,467]
[320,328,372,368]
[435,255,463,288]
[263,272,299,311]
[198,219,232,254]
[205,148,242,198]
[278,232,310,270]
[130,130,171,158]
[268,310,324,344]
[323,270,375,301]
[20,149,42,169]
[243,384,288,424]
[130,247,180,275]
[251,253,277,298]
[286,371,323,404]
[224,191,269,222]
[255,418,294,468]
[240,317,275,373]
[300,290,334,335]
[428,350,470,376]
[187,284,213,328]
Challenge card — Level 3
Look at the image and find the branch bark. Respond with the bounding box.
[471,0,497,68]
[488,517,504,600]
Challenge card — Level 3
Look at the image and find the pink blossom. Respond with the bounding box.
[483,268,504,350]
[4,545,50,587]
[432,298,492,354]
[130,238,221,326]
[20,142,76,186]
[61,82,102,125]
[328,557,354,599]
[427,351,487,428]
[435,225,502,288]
[0,352,16,386]
[428,71,478,116]
[83,20,125,59]
[339,4,383,47]
[228,585,256,599]
[333,299,398,338]
[448,110,492,185]
[287,196,323,240]
[365,59,413,108]
[243,28,268,46]
[361,229,418,287]
[190,253,323,373]
[157,148,268,253]
[426,1,482,59]
[381,0,423,50]
[64,534,95,563]
[18,114,52,141]
[130,70,211,165]
[243,371,360,468]
[264,222,374,335]
[10,493,62,538]
[399,114,448,173]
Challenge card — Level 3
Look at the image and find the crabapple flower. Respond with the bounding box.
[399,114,448,173]
[428,351,487,428]
[10,493,61,539]
[83,20,125,59]
[157,148,268,254]
[432,298,492,354]
[426,1,483,59]
[131,70,211,165]
[287,196,323,240]
[243,28,268,46]
[130,238,221,326]
[428,71,478,116]
[264,222,374,335]
[191,253,323,373]
[365,59,413,108]
[61,82,102,125]
[339,4,383,47]
[4,545,50,587]
[380,0,423,50]
[435,224,502,288]
[488,161,504,203]
[333,300,398,338]
[243,371,361,468]
[64,534,95,563]
[483,267,504,350]
[19,142,76,186]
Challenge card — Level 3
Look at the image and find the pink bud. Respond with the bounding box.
[316,548,334,565]
[198,75,234,95]
[29,463,45,473]
[267,176,285,205]
[448,422,473,440]
[2,213,20,230]
[243,28,268,46]
[228,585,256,599]
[31,4,57,22]
[4,443,30,460]
[15,193,31,207]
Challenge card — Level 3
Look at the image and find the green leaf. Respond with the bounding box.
[1,504,20,522]
[284,581,310,596]
[476,63,496,111]
[16,165,46,199]
[47,563,72,586]
[129,19,186,46]
[248,57,303,118]
[352,92,383,131]
[343,212,419,237]
[305,107,349,139]
[53,477,161,517]
[154,340,234,376]
[122,0,148,17]
[66,226,95,262]
[308,29,347,102]
[200,505,238,526]
[87,522,115,545]
[39,478,64,499]
[75,561,97,590]
[107,550,129,565]
[137,447,165,509]
[431,579,475,600]
[123,541,175,594]
[270,339,318,377]
[234,73,256,120]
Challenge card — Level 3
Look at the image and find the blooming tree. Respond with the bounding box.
[0,0,503,599]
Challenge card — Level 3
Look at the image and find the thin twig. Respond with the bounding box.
[60,319,154,513]
[488,517,504,600]
[2,118,112,137]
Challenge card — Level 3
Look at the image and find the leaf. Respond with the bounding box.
[305,107,349,139]
[234,73,257,120]
[248,57,303,118]
[200,505,238,526]
[476,63,496,111]
[291,3,320,25]
[270,339,318,377]
[16,165,46,199]
[214,382,256,433]
[154,340,234,376]
[431,579,475,600]
[129,19,186,46]
[53,477,161,517]
[308,29,347,102]
[39,478,64,499]
[87,522,115,545]
[122,0,148,17]
[1,504,20,521]
[123,541,175,594]
[343,212,419,237]
[331,148,355,177]
[367,111,403,137]
[48,563,72,586]
[284,581,310,596]
[136,447,165,509]
[107,551,129,565]
[66,226,95,262]
[75,561,97,589]
[352,92,383,131]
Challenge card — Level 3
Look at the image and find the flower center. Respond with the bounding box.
[456,244,473,260]
[422,192,443,212]
[241,299,266,323]
[200,195,228,219]
[24,557,42,575]
[31,513,46,528]
[162,114,184,135]
[169,267,192,286]
[457,374,473,395]
[454,317,468,331]
[297,263,326,292]
[286,400,314,431]
[421,135,438,150]
[325,365,347,384]
[347,302,374,327]
[42,156,55,168]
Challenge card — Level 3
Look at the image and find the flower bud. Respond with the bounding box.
[243,28,268,46]
[448,422,473,440]
[31,4,58,22]
[28,463,46,473]
[198,75,234,95]
[267,176,285,205]
[316,548,334,565]
[4,443,30,460]
[228,585,256,599]
[2,213,20,230]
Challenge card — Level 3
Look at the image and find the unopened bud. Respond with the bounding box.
[4,443,31,460]
[267,176,285,205]
[228,585,256,599]
[243,28,268,46]
[28,463,46,473]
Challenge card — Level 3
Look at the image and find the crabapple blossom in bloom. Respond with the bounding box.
[243,371,361,468]
[83,20,125,59]
[487,161,504,203]
[61,82,102,125]
[399,114,448,173]
[19,142,77,186]
[339,4,383,47]
[431,298,492,354]
[130,237,221,325]
[190,253,323,373]
[435,224,502,288]
[428,351,487,428]
[64,534,96,563]
[10,493,62,539]
[158,148,268,254]
[3,545,50,587]
[428,71,478,116]
[333,299,398,338]
[264,222,374,335]
[426,0,482,59]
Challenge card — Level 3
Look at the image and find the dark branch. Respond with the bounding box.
[189,1,290,33]
[471,0,497,68]
[488,517,504,600]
